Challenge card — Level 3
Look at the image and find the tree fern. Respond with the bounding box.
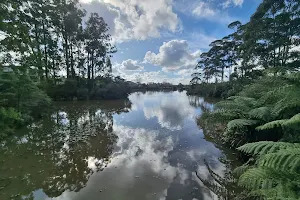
[237,141,300,156]
[283,113,300,127]
[256,120,287,131]
[227,96,258,108]
[204,108,249,124]
[256,113,300,131]
[248,107,272,122]
[259,148,300,173]
[227,119,259,131]
[237,141,300,199]
[215,100,252,112]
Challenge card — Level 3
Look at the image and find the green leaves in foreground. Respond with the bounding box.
[257,113,300,131]
[237,141,300,199]
[227,119,259,131]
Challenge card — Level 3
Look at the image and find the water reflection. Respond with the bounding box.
[0,92,236,200]
[0,100,130,199]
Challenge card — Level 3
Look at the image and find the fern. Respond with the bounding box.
[256,113,300,131]
[259,148,300,173]
[227,119,259,131]
[233,164,251,177]
[256,120,287,131]
[283,113,300,127]
[227,96,258,107]
[215,101,252,112]
[237,141,300,156]
[248,107,272,122]
[202,108,246,122]
[237,142,300,199]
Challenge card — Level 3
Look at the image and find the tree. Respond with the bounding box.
[84,12,116,91]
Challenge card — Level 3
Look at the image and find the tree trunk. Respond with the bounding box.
[43,22,48,79]
[64,35,70,78]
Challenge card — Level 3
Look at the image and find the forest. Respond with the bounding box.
[191,0,300,199]
[0,0,132,138]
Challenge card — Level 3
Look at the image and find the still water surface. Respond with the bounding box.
[0,91,237,200]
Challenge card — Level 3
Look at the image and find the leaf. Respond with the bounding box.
[256,119,287,130]
[227,119,259,131]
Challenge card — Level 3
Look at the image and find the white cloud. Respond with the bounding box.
[143,95,195,130]
[174,0,237,24]
[176,68,194,77]
[144,40,201,71]
[192,2,215,18]
[222,0,244,8]
[114,69,168,83]
[81,0,179,42]
[118,59,144,71]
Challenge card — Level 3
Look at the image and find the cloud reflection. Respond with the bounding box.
[48,125,190,200]
[142,92,195,130]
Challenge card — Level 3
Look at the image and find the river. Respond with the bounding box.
[0,91,239,200]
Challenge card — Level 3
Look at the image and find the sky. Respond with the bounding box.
[79,0,262,84]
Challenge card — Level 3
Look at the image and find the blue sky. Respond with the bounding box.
[80,0,262,84]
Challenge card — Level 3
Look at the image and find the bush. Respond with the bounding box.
[0,107,23,139]
[44,77,131,101]
[187,82,235,98]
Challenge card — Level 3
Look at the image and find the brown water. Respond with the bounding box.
[0,91,239,200]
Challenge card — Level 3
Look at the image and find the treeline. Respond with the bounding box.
[189,0,300,98]
[129,82,186,91]
[0,0,130,138]
[196,1,300,199]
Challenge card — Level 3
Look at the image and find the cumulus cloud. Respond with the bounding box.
[192,2,215,18]
[222,0,244,8]
[80,0,179,42]
[113,69,168,83]
[117,59,144,71]
[143,96,195,130]
[173,0,237,24]
[144,40,201,71]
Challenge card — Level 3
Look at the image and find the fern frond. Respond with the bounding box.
[282,113,300,127]
[256,119,287,130]
[233,164,251,177]
[239,167,300,189]
[227,119,259,131]
[215,101,251,112]
[227,96,258,108]
[239,166,300,199]
[205,108,247,122]
[267,85,300,117]
[237,142,300,156]
[238,167,276,190]
[248,107,272,121]
[259,148,300,173]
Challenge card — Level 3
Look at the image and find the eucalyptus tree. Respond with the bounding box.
[84,12,116,90]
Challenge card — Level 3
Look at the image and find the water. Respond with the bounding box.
[0,91,239,200]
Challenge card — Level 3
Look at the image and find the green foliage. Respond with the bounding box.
[187,81,240,98]
[256,120,287,131]
[237,142,300,156]
[227,119,259,131]
[200,74,300,146]
[237,142,300,199]
[194,0,300,199]
[0,107,23,139]
[248,107,272,122]
[0,0,124,138]
[0,70,51,138]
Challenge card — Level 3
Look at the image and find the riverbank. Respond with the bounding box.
[197,74,300,199]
